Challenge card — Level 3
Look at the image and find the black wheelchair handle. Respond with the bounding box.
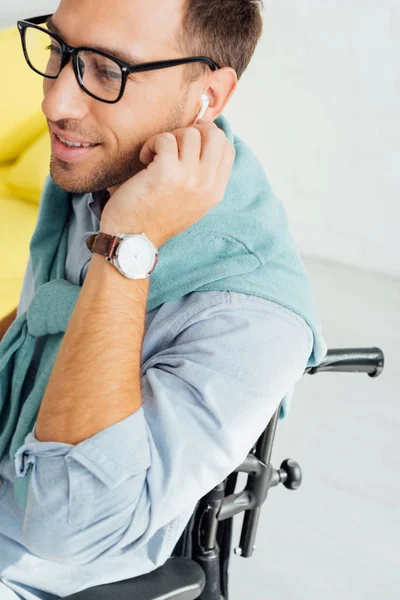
[304,347,384,377]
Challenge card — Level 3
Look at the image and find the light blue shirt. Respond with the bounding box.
[0,191,313,600]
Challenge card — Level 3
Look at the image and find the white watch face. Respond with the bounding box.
[117,236,155,277]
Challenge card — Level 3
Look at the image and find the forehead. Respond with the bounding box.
[53,0,185,61]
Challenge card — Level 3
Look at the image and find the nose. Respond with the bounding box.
[42,56,90,123]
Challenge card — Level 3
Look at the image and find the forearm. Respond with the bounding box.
[35,253,150,445]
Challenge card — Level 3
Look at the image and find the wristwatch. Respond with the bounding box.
[86,232,159,280]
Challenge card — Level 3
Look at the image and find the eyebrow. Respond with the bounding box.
[45,16,145,67]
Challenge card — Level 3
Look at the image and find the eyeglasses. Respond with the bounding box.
[17,14,220,104]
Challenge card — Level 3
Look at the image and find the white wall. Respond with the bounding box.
[224,1,400,278]
[2,1,399,278]
[0,1,59,27]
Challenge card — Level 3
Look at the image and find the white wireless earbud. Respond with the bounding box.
[195,93,210,122]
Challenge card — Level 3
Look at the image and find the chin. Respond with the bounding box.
[50,161,102,195]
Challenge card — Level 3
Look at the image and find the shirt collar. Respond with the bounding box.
[87,189,111,221]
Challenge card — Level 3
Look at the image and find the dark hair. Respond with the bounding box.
[177,0,264,82]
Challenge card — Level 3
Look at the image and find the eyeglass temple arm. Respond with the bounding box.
[129,57,219,74]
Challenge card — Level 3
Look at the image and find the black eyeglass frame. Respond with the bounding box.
[17,14,221,104]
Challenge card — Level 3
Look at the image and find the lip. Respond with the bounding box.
[51,132,101,163]
[50,125,99,145]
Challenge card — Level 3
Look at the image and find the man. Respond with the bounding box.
[0,0,326,598]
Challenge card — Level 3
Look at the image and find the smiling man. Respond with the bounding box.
[0,0,327,598]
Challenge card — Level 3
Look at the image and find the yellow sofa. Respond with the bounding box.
[0,25,51,319]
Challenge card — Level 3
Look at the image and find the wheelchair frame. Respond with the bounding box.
[63,347,384,600]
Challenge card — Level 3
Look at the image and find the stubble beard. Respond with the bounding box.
[49,94,189,195]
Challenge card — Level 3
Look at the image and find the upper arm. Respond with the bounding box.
[135,292,313,536]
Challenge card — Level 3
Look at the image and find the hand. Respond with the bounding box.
[99,120,236,248]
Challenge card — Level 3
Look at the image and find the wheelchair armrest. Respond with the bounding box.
[62,556,206,600]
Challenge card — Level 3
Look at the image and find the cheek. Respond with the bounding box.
[105,98,150,147]
[126,75,181,116]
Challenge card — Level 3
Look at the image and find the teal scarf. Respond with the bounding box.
[0,115,327,510]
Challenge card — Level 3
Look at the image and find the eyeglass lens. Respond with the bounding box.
[24,26,124,101]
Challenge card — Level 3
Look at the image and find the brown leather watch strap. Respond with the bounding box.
[86,232,123,260]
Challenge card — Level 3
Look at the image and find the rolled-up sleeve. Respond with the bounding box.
[14,292,313,566]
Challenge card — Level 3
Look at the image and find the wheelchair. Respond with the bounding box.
[62,347,384,600]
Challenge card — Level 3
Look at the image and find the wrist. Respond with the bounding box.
[99,218,165,249]
[87,252,150,296]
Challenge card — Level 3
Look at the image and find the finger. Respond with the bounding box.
[170,126,202,165]
[194,123,229,177]
[140,132,178,165]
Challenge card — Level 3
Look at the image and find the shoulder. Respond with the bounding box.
[155,290,313,345]
[144,290,314,386]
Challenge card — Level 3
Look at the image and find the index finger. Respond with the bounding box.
[140,132,179,165]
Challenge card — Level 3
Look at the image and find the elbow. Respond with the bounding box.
[22,529,81,566]
[22,523,94,566]
[22,484,152,566]
[23,543,87,567]
[23,529,114,566]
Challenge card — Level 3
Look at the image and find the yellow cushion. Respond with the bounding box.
[0,26,47,163]
[0,192,38,318]
[6,132,50,205]
[0,164,13,195]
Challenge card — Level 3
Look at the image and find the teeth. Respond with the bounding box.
[56,133,94,148]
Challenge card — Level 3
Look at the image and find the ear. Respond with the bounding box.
[202,67,238,121]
